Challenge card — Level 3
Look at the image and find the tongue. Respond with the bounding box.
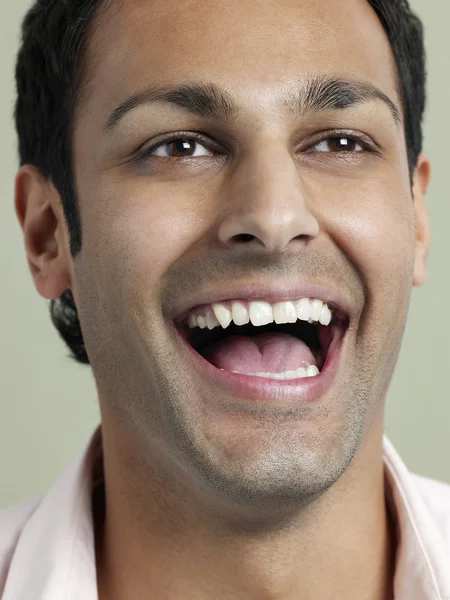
[201,332,317,373]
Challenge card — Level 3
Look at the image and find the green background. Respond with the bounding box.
[1,0,448,507]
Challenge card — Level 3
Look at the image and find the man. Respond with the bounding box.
[1,0,449,598]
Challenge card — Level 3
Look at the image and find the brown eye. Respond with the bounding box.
[312,136,364,153]
[151,138,214,158]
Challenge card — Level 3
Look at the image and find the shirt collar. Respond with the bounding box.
[383,436,450,599]
[4,426,450,600]
[3,427,101,600]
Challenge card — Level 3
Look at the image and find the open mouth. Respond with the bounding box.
[174,309,349,380]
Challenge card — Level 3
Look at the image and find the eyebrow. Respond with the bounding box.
[103,75,402,133]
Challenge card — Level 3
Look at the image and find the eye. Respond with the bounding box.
[150,137,215,158]
[310,136,365,153]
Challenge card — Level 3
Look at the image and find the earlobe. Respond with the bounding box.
[412,155,431,287]
[15,165,72,299]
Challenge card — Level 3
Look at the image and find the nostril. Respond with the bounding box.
[234,234,255,243]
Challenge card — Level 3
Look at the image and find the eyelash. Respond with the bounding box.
[135,129,379,162]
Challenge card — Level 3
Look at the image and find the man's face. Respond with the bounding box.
[67,0,427,507]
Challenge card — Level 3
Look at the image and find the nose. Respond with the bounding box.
[217,145,320,254]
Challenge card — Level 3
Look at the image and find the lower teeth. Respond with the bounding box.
[220,365,320,380]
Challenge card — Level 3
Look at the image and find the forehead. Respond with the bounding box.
[81,0,400,123]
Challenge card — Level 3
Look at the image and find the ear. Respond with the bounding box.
[15,165,73,299]
[412,154,431,287]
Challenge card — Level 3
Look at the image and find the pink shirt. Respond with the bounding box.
[1,425,449,599]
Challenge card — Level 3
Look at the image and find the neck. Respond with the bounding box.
[94,417,396,600]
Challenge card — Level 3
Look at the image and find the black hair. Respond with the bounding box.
[14,0,426,366]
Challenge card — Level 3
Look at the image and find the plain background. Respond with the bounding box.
[1,0,449,508]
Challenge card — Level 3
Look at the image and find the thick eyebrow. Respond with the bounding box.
[103,76,402,133]
[285,75,402,125]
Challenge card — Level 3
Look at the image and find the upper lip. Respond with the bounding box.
[172,281,353,326]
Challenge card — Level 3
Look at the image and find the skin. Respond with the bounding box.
[15,0,431,598]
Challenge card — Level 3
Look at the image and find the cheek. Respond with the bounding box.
[74,177,212,371]
[333,198,415,288]
[78,177,211,308]
[321,177,416,356]
[316,170,416,288]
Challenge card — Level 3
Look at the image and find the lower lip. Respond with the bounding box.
[172,324,347,406]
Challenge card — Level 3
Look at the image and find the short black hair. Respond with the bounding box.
[14,0,427,366]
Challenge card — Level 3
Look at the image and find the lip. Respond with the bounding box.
[171,319,347,406]
[171,281,351,326]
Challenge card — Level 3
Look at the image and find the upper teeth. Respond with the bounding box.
[186,298,333,330]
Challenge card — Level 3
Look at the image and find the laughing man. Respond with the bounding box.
[1,0,450,599]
